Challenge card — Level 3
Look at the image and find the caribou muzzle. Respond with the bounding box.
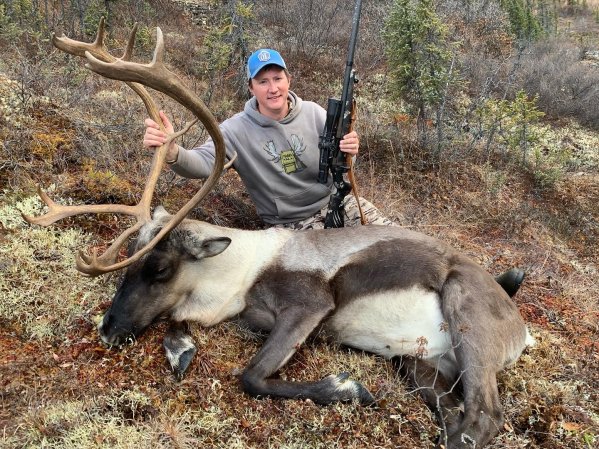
[98,314,138,347]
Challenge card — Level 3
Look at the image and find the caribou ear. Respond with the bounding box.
[183,235,231,259]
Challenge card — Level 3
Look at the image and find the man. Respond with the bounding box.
[143,48,524,293]
[144,48,389,230]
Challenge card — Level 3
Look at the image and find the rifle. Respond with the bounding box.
[317,0,365,229]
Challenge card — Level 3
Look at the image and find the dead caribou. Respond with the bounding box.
[25,22,533,449]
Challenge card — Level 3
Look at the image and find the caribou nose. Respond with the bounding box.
[97,316,112,344]
[97,313,137,346]
[97,314,120,346]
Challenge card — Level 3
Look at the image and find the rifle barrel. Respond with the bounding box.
[337,0,362,139]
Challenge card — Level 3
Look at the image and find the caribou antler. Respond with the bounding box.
[23,19,228,276]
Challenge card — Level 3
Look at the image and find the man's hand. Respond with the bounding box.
[143,111,178,162]
[339,130,359,156]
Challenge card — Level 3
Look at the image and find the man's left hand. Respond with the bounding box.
[340,131,359,155]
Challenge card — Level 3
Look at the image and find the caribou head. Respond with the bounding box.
[98,207,233,346]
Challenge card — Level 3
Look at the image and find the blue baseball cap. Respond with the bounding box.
[246,49,287,80]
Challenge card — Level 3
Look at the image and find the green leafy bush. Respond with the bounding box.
[472,90,573,187]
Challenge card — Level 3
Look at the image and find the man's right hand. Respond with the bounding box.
[143,111,178,162]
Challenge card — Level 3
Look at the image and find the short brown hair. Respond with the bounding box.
[248,65,290,88]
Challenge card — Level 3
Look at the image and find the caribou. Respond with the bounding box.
[25,21,534,449]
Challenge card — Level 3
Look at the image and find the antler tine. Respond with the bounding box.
[75,220,145,276]
[21,186,59,226]
[151,26,165,66]
[92,16,108,50]
[52,17,109,60]
[122,22,138,61]
[22,186,142,226]
[224,151,238,169]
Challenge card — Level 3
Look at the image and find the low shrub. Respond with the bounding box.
[517,37,599,128]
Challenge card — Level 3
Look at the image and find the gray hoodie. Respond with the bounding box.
[171,91,333,224]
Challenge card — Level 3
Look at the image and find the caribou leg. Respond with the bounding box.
[240,275,374,405]
[395,355,464,447]
[436,267,526,448]
[163,321,197,380]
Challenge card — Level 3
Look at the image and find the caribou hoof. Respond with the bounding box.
[318,372,375,405]
[163,330,197,381]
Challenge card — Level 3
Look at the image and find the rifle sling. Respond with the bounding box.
[347,100,366,225]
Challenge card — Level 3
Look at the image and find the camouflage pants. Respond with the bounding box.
[273,195,395,230]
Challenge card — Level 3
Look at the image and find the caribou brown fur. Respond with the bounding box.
[99,208,533,449]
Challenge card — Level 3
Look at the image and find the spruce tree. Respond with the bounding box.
[382,0,454,152]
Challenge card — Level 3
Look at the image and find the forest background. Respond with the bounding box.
[0,0,598,448]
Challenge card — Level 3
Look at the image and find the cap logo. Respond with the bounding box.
[258,50,271,62]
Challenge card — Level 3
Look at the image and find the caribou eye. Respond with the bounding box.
[142,253,178,283]
[154,264,173,282]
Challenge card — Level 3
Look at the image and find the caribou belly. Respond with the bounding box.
[327,286,453,360]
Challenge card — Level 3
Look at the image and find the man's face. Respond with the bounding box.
[249,66,291,120]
